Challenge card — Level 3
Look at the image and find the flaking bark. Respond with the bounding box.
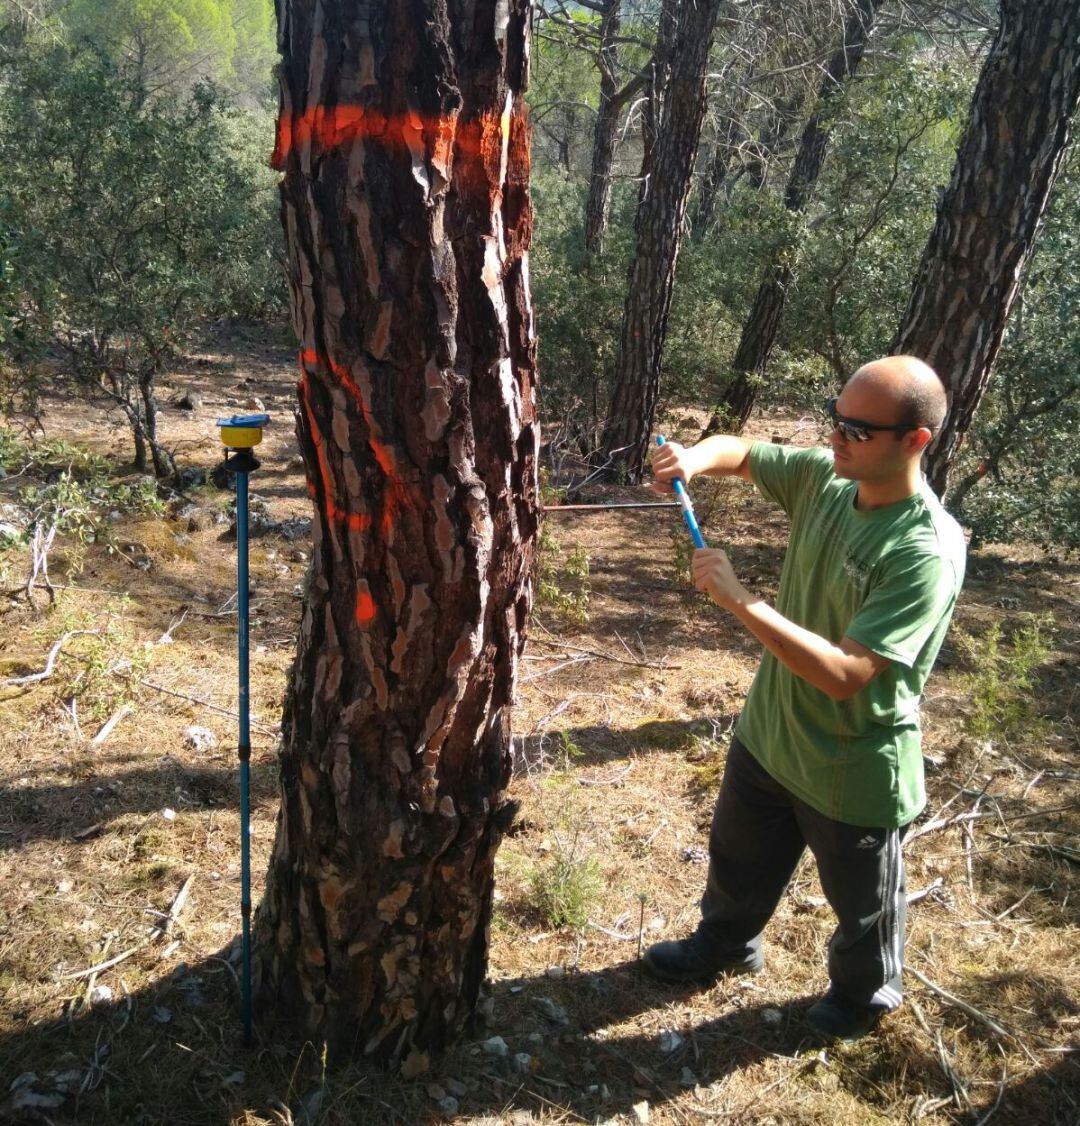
[254,0,539,1064]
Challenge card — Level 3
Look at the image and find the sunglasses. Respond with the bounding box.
[824,397,918,443]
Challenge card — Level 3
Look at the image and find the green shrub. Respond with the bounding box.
[958,615,1053,743]
[528,833,603,930]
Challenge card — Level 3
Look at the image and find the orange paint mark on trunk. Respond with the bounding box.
[355,588,376,628]
[271,104,525,171]
[299,348,420,537]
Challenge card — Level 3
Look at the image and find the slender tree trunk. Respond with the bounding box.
[254,0,539,1067]
[891,0,1080,496]
[599,0,723,482]
[694,111,747,233]
[583,0,622,255]
[716,0,886,430]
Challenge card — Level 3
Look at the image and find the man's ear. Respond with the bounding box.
[908,426,934,455]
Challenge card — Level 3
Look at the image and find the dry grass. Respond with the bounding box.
[0,332,1077,1124]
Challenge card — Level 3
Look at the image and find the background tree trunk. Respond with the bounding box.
[891,0,1080,496]
[599,0,723,482]
[583,0,623,255]
[716,0,886,430]
[254,0,539,1066]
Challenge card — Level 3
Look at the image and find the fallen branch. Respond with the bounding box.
[121,674,278,734]
[91,703,134,747]
[151,873,194,941]
[2,630,100,685]
[907,803,1078,845]
[906,877,945,905]
[63,942,146,981]
[529,634,680,670]
[905,965,1036,1062]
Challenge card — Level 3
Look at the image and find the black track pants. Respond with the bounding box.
[696,737,908,1009]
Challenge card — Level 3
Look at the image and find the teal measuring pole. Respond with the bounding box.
[216,413,269,1046]
[656,435,706,548]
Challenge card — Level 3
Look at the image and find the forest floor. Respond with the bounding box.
[0,325,1077,1125]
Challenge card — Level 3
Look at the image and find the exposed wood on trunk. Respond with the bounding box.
[599,0,724,483]
[891,0,1080,496]
[254,0,539,1064]
[716,0,886,431]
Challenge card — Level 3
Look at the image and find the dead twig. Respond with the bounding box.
[63,942,147,981]
[905,965,1037,1062]
[907,803,1078,845]
[90,703,134,747]
[529,633,681,670]
[2,629,100,685]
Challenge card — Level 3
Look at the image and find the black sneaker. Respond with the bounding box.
[643,937,763,984]
[806,990,887,1042]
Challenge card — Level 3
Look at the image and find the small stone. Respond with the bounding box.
[426,1083,446,1100]
[220,1071,245,1088]
[161,808,177,822]
[183,726,217,752]
[658,1029,684,1054]
[444,1078,467,1098]
[435,1096,459,1116]
[761,1008,784,1027]
[151,1005,172,1024]
[511,1052,532,1074]
[480,1035,509,1059]
[632,1100,650,1124]
[533,996,569,1026]
[400,1049,429,1079]
[680,1067,696,1088]
[681,845,707,864]
[525,1032,543,1048]
[545,965,565,979]
[56,879,74,894]
[90,985,113,1005]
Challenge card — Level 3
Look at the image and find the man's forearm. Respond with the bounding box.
[726,594,883,701]
[686,435,754,480]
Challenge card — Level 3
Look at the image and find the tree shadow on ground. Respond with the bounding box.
[0,941,1009,1126]
[0,760,278,850]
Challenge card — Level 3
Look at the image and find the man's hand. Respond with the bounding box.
[648,438,697,496]
[692,547,750,611]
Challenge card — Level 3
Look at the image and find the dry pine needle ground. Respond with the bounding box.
[0,329,1077,1124]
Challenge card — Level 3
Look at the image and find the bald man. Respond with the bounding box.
[645,356,966,1041]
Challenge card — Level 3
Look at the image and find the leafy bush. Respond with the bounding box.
[0,41,284,474]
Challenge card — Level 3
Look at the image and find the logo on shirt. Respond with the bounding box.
[842,550,872,595]
[857,834,881,850]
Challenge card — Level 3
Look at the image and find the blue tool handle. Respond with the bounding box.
[656,435,706,549]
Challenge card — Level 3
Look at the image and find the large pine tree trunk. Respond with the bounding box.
[891,0,1080,496]
[254,0,539,1066]
[599,0,722,482]
[715,0,885,430]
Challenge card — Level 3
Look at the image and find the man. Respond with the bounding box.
[645,355,966,1041]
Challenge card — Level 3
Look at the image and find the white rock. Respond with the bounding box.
[162,808,177,822]
[183,726,217,752]
[511,1052,532,1074]
[761,1007,784,1027]
[632,1100,650,1124]
[436,1096,459,1115]
[658,1029,684,1054]
[545,965,565,979]
[90,985,113,1005]
[480,1035,509,1059]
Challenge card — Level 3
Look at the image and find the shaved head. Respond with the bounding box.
[847,356,948,432]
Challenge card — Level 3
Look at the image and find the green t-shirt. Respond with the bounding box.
[735,443,966,829]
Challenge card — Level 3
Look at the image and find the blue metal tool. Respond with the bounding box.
[216,412,269,1046]
[656,435,706,548]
